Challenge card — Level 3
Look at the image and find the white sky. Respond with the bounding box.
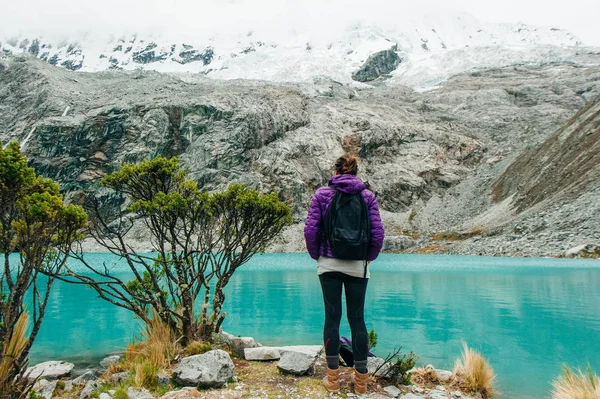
[1,0,599,46]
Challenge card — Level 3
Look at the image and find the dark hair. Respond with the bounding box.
[334,155,358,176]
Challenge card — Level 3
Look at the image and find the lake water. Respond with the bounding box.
[27,253,600,398]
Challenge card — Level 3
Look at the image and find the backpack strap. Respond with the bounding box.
[359,192,371,278]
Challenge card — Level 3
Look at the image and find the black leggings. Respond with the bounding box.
[319,272,369,362]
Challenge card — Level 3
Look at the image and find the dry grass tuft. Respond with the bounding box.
[140,316,180,368]
[0,312,29,384]
[409,367,440,387]
[551,365,600,399]
[120,316,181,389]
[451,342,497,399]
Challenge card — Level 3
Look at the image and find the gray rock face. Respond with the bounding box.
[383,385,402,397]
[80,380,101,399]
[100,354,122,368]
[35,380,58,399]
[1,57,600,257]
[126,387,154,399]
[26,361,74,380]
[71,370,96,385]
[277,349,319,375]
[352,49,401,82]
[172,349,234,388]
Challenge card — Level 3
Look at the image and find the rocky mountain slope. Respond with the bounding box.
[1,52,599,256]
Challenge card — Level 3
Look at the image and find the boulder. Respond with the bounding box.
[35,380,57,399]
[71,370,96,385]
[99,394,111,399]
[80,381,101,399]
[228,336,261,356]
[172,350,234,388]
[277,349,319,375]
[100,355,122,368]
[401,394,425,399]
[383,385,402,397]
[244,345,322,361]
[26,361,74,380]
[126,387,154,399]
[244,347,281,361]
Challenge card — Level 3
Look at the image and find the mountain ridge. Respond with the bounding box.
[1,13,589,90]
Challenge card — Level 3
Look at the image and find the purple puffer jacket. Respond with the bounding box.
[304,174,385,261]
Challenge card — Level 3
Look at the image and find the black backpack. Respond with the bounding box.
[323,189,371,274]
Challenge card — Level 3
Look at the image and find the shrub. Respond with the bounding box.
[551,364,600,399]
[0,141,87,399]
[185,341,213,356]
[63,157,292,344]
[451,342,497,399]
[373,347,418,385]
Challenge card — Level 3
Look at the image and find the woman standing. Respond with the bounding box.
[304,155,385,394]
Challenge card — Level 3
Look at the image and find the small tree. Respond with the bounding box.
[64,157,292,344]
[0,142,87,398]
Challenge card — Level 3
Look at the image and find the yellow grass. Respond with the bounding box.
[121,316,181,388]
[410,367,440,387]
[452,342,497,399]
[0,312,29,385]
[551,365,600,399]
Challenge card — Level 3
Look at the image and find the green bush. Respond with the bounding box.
[63,156,292,345]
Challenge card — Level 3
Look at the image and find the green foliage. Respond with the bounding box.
[68,155,292,345]
[184,340,213,356]
[368,329,378,350]
[390,350,417,385]
[28,391,43,399]
[0,141,87,398]
[0,142,87,398]
[113,388,128,399]
[375,347,418,385]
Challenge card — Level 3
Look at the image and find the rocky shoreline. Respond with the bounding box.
[28,333,482,399]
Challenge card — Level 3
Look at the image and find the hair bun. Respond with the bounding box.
[335,155,359,175]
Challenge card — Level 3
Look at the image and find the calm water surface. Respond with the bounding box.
[28,253,600,399]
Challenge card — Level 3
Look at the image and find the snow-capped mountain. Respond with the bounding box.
[0,12,588,89]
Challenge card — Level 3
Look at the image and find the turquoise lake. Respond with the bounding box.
[27,253,600,399]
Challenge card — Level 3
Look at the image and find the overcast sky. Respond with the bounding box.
[1,0,598,45]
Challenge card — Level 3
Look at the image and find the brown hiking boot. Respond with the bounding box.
[322,367,340,393]
[351,368,369,395]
